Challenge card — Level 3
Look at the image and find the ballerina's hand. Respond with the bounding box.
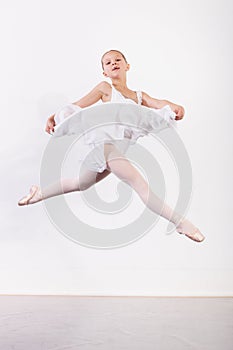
[174,105,185,120]
[45,114,56,134]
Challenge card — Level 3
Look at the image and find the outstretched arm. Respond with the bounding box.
[142,92,185,120]
[45,81,108,134]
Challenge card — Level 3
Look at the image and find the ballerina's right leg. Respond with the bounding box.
[18,167,111,206]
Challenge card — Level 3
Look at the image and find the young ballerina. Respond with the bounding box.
[18,49,205,243]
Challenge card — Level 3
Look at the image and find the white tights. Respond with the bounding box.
[33,144,183,227]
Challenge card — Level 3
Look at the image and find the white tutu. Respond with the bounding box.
[52,102,177,172]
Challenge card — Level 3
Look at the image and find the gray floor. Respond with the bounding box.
[0,296,232,350]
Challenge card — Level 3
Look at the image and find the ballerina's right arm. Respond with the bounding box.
[72,81,109,108]
[45,81,109,134]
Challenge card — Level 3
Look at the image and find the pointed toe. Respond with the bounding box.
[18,185,39,206]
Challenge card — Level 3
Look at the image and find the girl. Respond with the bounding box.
[18,50,205,243]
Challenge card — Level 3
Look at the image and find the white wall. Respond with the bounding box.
[1,0,232,295]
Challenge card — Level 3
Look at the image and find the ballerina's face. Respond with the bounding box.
[102,51,130,79]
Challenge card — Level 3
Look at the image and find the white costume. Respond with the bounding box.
[53,86,176,172]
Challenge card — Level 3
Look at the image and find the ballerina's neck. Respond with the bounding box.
[111,76,128,89]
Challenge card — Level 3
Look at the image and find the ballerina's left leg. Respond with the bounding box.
[104,143,205,242]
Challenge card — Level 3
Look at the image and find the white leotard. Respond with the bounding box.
[107,85,145,141]
[110,85,143,105]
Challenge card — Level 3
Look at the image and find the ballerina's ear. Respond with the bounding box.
[126,63,130,71]
[103,71,108,77]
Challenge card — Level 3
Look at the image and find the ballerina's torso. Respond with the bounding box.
[101,83,142,106]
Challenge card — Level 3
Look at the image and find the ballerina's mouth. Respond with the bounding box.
[112,67,120,71]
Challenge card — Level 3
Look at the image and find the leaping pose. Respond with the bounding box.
[18,49,205,243]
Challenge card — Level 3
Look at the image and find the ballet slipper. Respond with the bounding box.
[18,185,41,206]
[176,219,205,243]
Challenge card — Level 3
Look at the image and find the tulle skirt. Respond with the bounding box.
[53,102,177,172]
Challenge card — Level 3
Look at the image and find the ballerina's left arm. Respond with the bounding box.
[141,92,185,121]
